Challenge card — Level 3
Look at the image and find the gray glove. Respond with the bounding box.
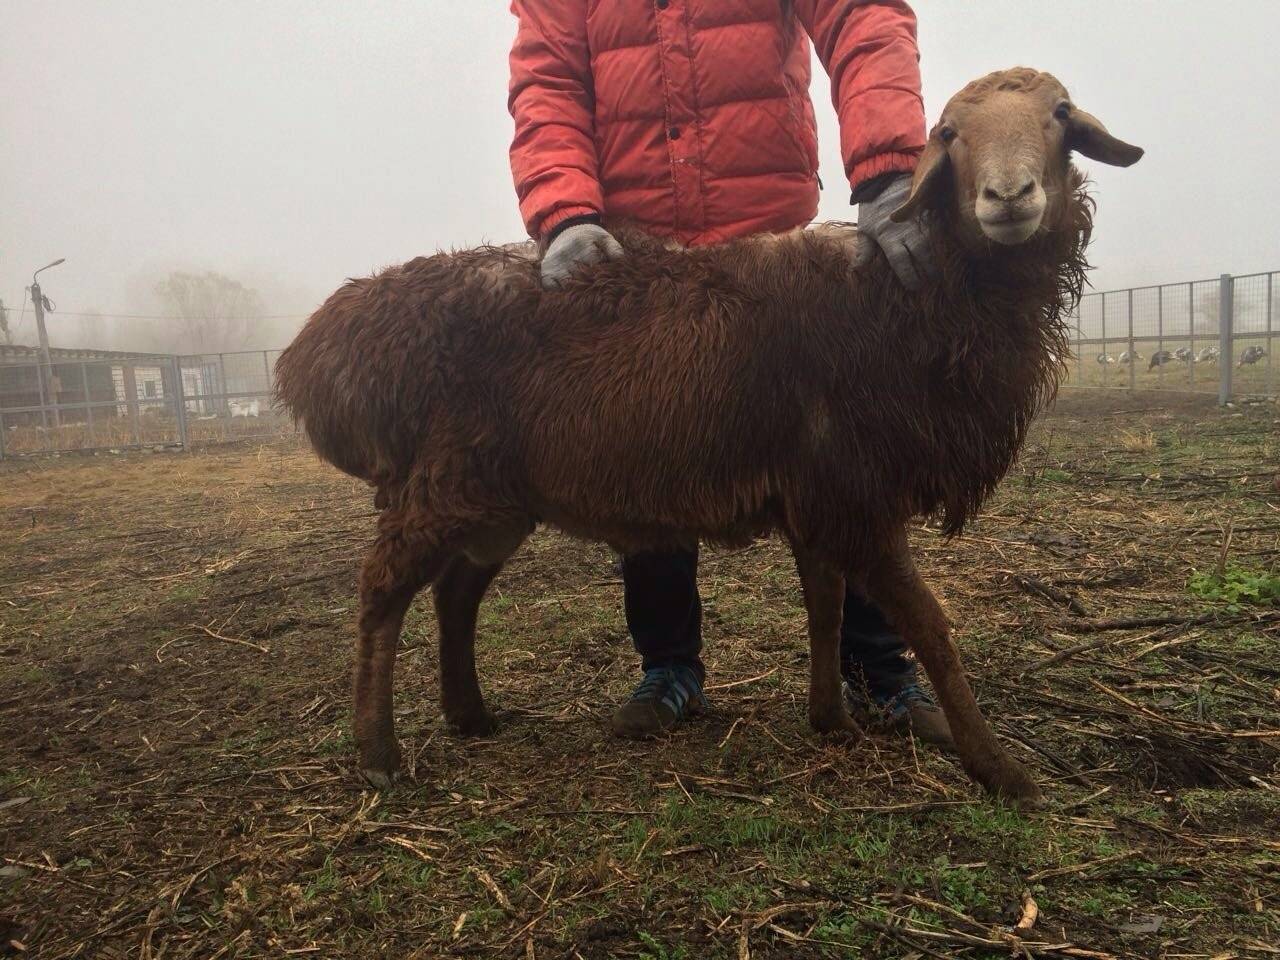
[856,174,936,290]
[540,223,624,289]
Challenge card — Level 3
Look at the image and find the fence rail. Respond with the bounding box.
[0,349,294,458]
[1064,270,1277,399]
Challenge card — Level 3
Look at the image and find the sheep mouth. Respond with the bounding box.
[977,211,1044,245]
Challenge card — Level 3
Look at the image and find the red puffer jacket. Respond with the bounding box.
[509,0,925,246]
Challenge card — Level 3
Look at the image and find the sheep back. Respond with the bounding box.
[277,224,1061,551]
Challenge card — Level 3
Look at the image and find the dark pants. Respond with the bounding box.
[622,547,917,698]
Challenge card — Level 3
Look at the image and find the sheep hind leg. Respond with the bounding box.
[794,549,861,737]
[354,522,451,790]
[864,529,1043,807]
[434,555,505,737]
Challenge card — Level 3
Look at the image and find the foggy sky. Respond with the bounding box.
[3,1,1278,351]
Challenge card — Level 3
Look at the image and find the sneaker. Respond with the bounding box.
[845,681,955,750]
[610,665,708,739]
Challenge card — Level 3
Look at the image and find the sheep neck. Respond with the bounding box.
[844,173,1091,535]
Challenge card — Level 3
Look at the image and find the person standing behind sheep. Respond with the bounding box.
[508,0,953,748]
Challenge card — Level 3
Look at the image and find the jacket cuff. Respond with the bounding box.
[848,151,922,203]
[538,205,602,243]
[544,212,602,246]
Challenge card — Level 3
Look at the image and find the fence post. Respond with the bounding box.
[122,364,142,446]
[1100,294,1108,387]
[1218,273,1233,404]
[34,360,50,445]
[1267,272,1274,396]
[1075,311,1082,384]
[171,356,189,450]
[1156,285,1164,385]
[217,352,231,441]
[262,350,272,418]
[1127,288,1136,392]
[1188,282,1195,389]
[80,362,95,449]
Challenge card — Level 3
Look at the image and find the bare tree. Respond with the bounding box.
[0,298,11,346]
[154,271,266,355]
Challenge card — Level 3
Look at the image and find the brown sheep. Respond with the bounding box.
[275,67,1142,806]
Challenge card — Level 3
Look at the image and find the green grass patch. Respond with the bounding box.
[302,856,341,901]
[1188,565,1280,607]
[638,931,692,960]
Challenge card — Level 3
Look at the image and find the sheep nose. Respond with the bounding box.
[982,175,1038,203]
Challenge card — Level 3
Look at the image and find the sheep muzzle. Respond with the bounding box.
[974,158,1047,246]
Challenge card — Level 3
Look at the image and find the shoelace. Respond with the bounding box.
[633,668,675,702]
[882,682,934,717]
[632,667,705,712]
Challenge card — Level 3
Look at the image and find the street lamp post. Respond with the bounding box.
[31,258,65,428]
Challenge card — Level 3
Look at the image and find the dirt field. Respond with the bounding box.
[2,391,1278,959]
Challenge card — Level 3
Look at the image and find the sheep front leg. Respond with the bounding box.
[355,527,448,789]
[794,550,861,736]
[865,529,1043,807]
[433,556,504,736]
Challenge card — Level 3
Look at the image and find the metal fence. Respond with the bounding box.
[3,271,1276,458]
[178,350,292,446]
[0,348,294,458]
[1064,271,1277,400]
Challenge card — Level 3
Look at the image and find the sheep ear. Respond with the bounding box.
[889,136,950,223]
[1067,108,1144,167]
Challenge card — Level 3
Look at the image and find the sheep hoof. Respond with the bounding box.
[1001,778,1046,811]
[446,706,500,738]
[983,760,1045,810]
[357,737,401,790]
[809,708,863,740]
[360,767,398,791]
[1010,789,1047,812]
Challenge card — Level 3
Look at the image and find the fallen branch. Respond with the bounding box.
[1022,626,1170,674]
[1065,611,1218,633]
[1064,609,1280,634]
[1001,723,1093,786]
[1214,519,1235,578]
[839,800,974,815]
[188,624,269,654]
[705,666,779,692]
[1025,851,1133,882]
[221,570,345,602]
[861,918,1116,960]
[474,868,514,912]
[1015,891,1040,935]
[1000,571,1091,616]
[382,835,436,863]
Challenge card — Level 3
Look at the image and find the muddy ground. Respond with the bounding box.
[2,390,1278,959]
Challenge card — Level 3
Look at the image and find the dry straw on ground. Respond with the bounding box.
[1,391,1277,958]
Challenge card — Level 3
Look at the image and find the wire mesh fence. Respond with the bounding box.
[178,350,292,445]
[0,351,182,457]
[0,348,294,458]
[1064,271,1276,398]
[3,272,1276,459]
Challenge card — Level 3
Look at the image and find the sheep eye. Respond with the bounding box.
[939,126,957,144]
[1053,102,1072,121]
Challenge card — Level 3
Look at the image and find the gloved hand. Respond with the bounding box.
[540,222,624,289]
[856,173,936,290]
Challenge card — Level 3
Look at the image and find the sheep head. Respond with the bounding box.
[891,68,1143,247]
